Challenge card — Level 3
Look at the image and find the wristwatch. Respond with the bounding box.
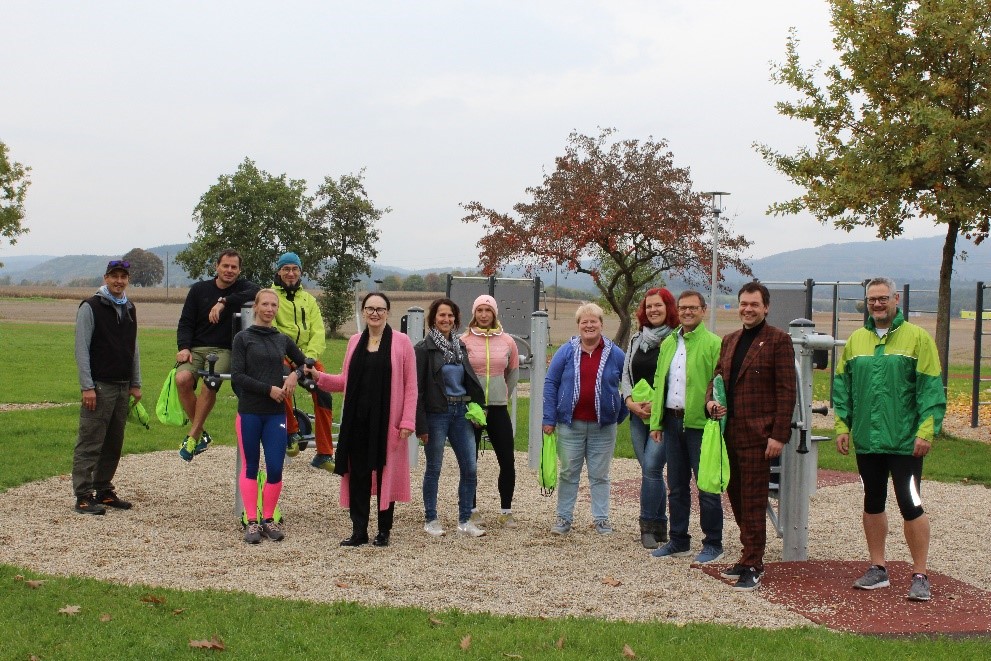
[217,297,226,305]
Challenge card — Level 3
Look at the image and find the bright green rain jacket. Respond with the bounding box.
[833,309,945,454]
[648,322,722,432]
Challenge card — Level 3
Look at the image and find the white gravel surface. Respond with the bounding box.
[1,447,988,628]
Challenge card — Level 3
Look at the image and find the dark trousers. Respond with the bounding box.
[473,405,516,510]
[725,441,770,570]
[348,462,394,537]
[72,381,130,498]
[664,416,723,549]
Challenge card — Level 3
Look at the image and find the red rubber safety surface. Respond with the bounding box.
[699,560,991,636]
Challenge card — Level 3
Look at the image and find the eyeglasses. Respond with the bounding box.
[363,306,388,315]
[866,296,891,305]
[107,260,130,269]
[677,305,702,313]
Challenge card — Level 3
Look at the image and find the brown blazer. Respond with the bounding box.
[708,322,797,449]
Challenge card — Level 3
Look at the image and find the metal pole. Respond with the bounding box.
[702,191,730,332]
[528,311,549,469]
[405,306,425,468]
[973,282,984,428]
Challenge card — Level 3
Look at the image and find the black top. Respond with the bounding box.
[231,325,306,415]
[728,319,765,418]
[630,344,660,389]
[82,295,137,383]
[177,278,260,350]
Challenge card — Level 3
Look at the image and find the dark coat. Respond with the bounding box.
[708,322,797,449]
[414,334,485,436]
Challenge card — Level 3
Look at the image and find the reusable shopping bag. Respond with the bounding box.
[465,402,487,427]
[156,364,188,426]
[127,396,150,429]
[698,419,730,494]
[538,431,558,496]
[631,378,654,403]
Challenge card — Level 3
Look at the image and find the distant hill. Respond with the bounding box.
[5,234,991,293]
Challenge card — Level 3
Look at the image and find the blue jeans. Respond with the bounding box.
[664,415,723,549]
[423,403,477,524]
[556,420,617,522]
[629,415,667,525]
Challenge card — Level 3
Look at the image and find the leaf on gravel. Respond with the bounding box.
[429,616,445,626]
[140,594,166,605]
[460,634,472,651]
[335,581,350,588]
[601,576,622,587]
[622,644,636,658]
[26,580,46,589]
[556,636,565,649]
[59,605,81,615]
[100,613,112,622]
[189,637,225,650]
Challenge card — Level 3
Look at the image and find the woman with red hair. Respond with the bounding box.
[620,287,679,548]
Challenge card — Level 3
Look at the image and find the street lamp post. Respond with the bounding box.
[702,191,730,332]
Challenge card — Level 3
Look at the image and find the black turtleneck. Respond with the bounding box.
[727,319,766,417]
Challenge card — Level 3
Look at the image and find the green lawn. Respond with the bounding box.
[3,321,990,659]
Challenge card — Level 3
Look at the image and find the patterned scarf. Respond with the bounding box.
[638,324,672,352]
[429,327,463,364]
[570,335,612,422]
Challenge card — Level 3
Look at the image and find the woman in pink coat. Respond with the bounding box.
[306,292,417,547]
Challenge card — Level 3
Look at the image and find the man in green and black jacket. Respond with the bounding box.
[834,276,946,602]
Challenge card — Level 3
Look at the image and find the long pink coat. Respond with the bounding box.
[316,330,418,510]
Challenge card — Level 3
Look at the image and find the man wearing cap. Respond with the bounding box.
[72,259,142,514]
[175,249,259,461]
[272,252,335,472]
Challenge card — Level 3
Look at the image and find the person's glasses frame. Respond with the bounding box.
[107,260,130,269]
[363,306,388,315]
[866,296,891,305]
[677,305,702,313]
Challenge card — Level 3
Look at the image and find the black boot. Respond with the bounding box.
[340,532,369,547]
[372,531,390,547]
[639,518,660,549]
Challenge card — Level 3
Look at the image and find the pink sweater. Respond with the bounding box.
[461,326,520,406]
[316,330,418,509]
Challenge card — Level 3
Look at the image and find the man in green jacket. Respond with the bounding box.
[648,290,723,563]
[834,277,946,602]
[272,252,335,472]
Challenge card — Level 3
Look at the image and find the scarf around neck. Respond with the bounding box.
[429,327,463,364]
[98,285,128,306]
[638,324,672,352]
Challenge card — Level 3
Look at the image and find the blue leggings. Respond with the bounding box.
[236,413,286,483]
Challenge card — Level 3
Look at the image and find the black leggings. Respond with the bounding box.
[473,405,516,510]
[856,452,925,521]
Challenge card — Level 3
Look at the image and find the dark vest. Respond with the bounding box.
[82,295,137,382]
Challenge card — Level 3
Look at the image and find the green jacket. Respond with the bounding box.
[833,309,945,454]
[649,322,721,431]
[271,282,325,360]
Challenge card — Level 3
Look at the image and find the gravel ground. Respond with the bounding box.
[2,446,988,628]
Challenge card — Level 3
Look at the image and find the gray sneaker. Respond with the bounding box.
[853,565,890,590]
[908,573,931,601]
[593,518,614,535]
[550,516,572,535]
[244,521,263,544]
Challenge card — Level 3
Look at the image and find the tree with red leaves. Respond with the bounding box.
[462,128,752,345]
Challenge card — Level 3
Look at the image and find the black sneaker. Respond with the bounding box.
[96,490,133,510]
[74,494,106,515]
[733,567,763,592]
[720,563,748,580]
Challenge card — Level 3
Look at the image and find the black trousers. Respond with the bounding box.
[473,405,516,510]
[348,462,395,536]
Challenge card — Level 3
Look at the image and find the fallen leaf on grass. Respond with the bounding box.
[26,580,46,589]
[189,637,225,650]
[173,608,186,615]
[14,575,24,581]
[601,576,622,587]
[59,605,81,615]
[100,613,112,622]
[503,654,522,659]
[335,581,350,588]
[140,594,166,605]
[556,636,565,650]
[460,634,472,651]
[622,644,637,658]
[429,616,445,626]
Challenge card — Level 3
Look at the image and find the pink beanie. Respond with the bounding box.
[472,294,499,318]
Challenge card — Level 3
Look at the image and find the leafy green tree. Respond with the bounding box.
[0,140,32,267]
[756,0,991,374]
[310,171,388,334]
[403,274,426,291]
[381,275,403,290]
[424,272,443,291]
[122,248,164,287]
[176,158,317,284]
[463,128,751,345]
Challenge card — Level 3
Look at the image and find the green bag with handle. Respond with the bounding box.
[698,420,730,494]
[128,396,150,429]
[538,431,558,496]
[156,364,188,427]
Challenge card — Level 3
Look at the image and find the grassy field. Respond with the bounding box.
[3,321,991,658]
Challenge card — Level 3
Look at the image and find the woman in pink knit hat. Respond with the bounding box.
[461,294,521,528]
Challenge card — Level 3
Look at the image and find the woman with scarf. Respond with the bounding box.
[231,289,307,544]
[461,295,520,528]
[542,303,627,536]
[305,292,417,547]
[620,287,679,548]
[416,297,487,538]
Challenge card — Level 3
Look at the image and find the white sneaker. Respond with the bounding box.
[457,520,487,537]
[423,519,445,536]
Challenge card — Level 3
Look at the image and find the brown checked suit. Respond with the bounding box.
[709,321,797,569]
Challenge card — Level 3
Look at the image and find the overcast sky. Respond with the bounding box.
[2,0,942,270]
